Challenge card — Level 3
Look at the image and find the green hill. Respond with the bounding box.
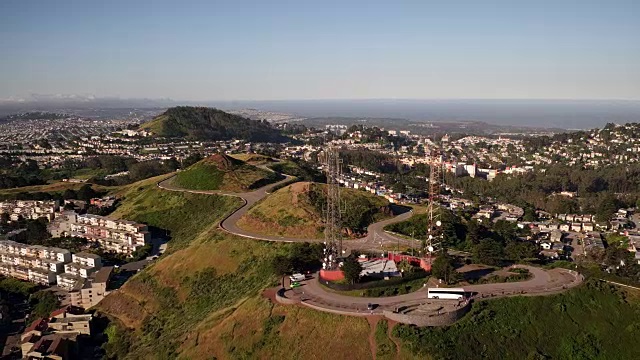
[172,153,282,192]
[237,181,393,239]
[395,281,640,360]
[96,176,640,360]
[96,177,374,359]
[140,106,290,142]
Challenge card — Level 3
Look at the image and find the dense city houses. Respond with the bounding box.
[20,305,96,359]
[0,200,59,221]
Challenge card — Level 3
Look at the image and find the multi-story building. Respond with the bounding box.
[51,212,150,255]
[28,267,57,286]
[69,266,113,309]
[48,307,93,335]
[0,240,69,285]
[63,253,101,279]
[56,273,85,292]
[0,240,101,287]
[48,211,78,238]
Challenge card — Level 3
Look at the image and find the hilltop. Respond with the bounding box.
[236,182,393,239]
[171,153,283,192]
[140,106,291,142]
[229,153,278,166]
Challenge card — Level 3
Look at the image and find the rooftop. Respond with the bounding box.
[93,266,114,283]
[73,252,101,259]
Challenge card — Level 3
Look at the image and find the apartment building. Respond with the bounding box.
[70,266,113,309]
[0,240,102,288]
[51,212,150,255]
[0,200,59,221]
[0,240,70,285]
[48,307,92,335]
[63,253,102,279]
[56,273,85,292]
[48,211,78,238]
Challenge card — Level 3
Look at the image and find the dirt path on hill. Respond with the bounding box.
[386,320,401,360]
[367,316,381,360]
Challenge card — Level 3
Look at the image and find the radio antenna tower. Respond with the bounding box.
[322,145,343,270]
[425,148,443,262]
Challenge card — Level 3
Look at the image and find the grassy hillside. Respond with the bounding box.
[172,153,282,192]
[97,176,640,360]
[97,176,375,359]
[109,174,242,251]
[140,106,290,142]
[237,182,392,239]
[395,281,640,360]
[268,160,326,182]
[0,181,111,197]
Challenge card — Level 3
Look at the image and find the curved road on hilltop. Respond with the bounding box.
[286,265,584,315]
[156,172,584,319]
[157,173,415,250]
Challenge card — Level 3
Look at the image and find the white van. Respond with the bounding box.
[289,273,306,282]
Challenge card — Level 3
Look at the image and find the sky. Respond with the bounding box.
[1,0,639,101]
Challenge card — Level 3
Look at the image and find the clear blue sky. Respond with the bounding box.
[1,0,639,101]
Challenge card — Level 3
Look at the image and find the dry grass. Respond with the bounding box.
[230,153,276,165]
[237,182,324,239]
[178,296,373,360]
[0,181,113,195]
[238,182,390,240]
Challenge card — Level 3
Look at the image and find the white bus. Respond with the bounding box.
[427,287,466,300]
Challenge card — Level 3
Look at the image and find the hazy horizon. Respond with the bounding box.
[2,97,640,130]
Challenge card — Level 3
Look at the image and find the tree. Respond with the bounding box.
[473,238,504,266]
[77,184,97,201]
[397,260,416,274]
[595,194,619,223]
[30,291,59,319]
[62,189,77,200]
[492,220,518,242]
[505,240,539,261]
[128,161,168,181]
[271,254,292,286]
[431,253,459,284]
[24,219,50,244]
[163,158,180,172]
[523,205,537,222]
[0,299,10,329]
[341,257,363,284]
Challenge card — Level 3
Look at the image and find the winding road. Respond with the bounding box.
[285,265,584,316]
[157,173,416,251]
[156,170,585,323]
